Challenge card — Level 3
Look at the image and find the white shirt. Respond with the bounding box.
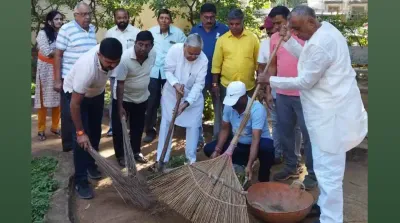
[257,38,276,98]
[161,43,208,127]
[63,45,111,98]
[149,25,187,79]
[270,22,368,154]
[112,47,156,103]
[105,24,140,77]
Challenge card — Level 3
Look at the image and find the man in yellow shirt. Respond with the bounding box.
[211,8,260,103]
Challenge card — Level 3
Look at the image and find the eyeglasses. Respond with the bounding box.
[75,12,93,17]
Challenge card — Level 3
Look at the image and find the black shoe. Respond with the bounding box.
[307,203,321,218]
[143,134,156,143]
[274,156,283,165]
[62,148,72,152]
[87,167,102,180]
[117,158,126,167]
[303,175,318,190]
[134,153,148,163]
[75,180,93,199]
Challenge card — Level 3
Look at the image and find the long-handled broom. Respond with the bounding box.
[155,84,184,172]
[148,37,284,223]
[86,114,157,209]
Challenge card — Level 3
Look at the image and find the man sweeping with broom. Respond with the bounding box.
[63,38,123,199]
[152,33,208,168]
[258,5,368,223]
[204,81,275,182]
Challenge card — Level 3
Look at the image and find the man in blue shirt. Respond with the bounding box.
[203,81,275,182]
[143,9,187,143]
[189,3,229,147]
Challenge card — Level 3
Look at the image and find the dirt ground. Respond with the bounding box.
[31,108,368,223]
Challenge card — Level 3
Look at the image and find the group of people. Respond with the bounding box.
[34,1,368,223]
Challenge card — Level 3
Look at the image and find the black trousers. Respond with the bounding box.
[144,73,166,136]
[65,91,104,183]
[60,79,74,150]
[204,136,275,182]
[112,99,147,159]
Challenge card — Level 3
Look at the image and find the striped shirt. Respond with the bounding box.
[56,20,97,78]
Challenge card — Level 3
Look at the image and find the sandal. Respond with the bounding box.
[38,132,47,141]
[50,129,61,137]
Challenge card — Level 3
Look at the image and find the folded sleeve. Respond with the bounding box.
[270,44,332,90]
[283,37,303,59]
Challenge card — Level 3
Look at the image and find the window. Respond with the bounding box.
[328,6,340,13]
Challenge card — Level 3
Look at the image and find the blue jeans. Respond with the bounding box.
[204,136,275,182]
[65,91,105,183]
[198,83,222,143]
[272,98,303,161]
[275,94,314,175]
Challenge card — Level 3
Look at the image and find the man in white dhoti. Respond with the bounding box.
[258,5,368,223]
[155,34,208,165]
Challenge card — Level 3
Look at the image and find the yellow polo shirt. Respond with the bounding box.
[211,30,260,91]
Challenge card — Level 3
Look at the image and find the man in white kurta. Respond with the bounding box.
[156,34,208,165]
[258,6,368,223]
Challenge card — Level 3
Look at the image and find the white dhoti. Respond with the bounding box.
[156,118,199,164]
[313,145,346,223]
[155,43,208,164]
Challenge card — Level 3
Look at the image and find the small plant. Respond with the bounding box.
[31,83,36,96]
[166,155,187,168]
[31,157,59,223]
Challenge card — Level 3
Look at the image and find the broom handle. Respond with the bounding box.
[224,36,284,156]
[159,86,184,163]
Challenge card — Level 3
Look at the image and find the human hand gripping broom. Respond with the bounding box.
[86,139,156,209]
[147,36,284,223]
[155,84,185,173]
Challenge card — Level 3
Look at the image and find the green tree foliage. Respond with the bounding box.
[149,0,271,38]
[318,14,368,46]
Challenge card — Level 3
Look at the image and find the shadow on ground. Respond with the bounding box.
[31,109,367,223]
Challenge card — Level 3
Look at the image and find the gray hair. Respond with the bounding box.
[74,1,90,13]
[227,9,244,21]
[184,33,204,49]
[289,5,317,19]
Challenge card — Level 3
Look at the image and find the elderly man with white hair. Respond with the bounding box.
[152,33,208,168]
[258,5,368,223]
[54,1,97,152]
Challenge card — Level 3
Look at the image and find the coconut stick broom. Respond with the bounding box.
[85,115,158,209]
[147,36,284,223]
[154,84,185,173]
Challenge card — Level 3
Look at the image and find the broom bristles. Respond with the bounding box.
[88,148,156,209]
[148,154,250,223]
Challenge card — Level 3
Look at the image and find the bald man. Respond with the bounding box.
[258,5,368,223]
[54,2,97,152]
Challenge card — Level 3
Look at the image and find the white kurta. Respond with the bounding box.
[270,22,368,155]
[269,21,368,223]
[161,43,208,128]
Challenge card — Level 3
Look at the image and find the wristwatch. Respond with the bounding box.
[76,130,85,136]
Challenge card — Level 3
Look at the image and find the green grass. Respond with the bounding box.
[166,154,187,168]
[31,157,59,223]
